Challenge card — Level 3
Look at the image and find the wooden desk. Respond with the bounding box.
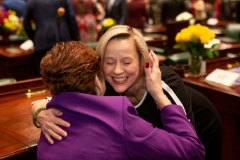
[143,33,167,48]
[0,45,36,81]
[143,24,225,37]
[201,20,236,28]
[209,27,225,37]
[0,78,50,159]
[217,41,240,57]
[143,25,167,34]
[182,56,240,160]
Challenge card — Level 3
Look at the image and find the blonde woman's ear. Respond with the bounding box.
[94,76,105,96]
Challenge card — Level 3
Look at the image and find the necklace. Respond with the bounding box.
[119,91,147,109]
[134,91,147,109]
[119,78,146,107]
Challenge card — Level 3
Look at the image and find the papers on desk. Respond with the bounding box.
[20,39,34,50]
[206,18,219,26]
[205,68,240,86]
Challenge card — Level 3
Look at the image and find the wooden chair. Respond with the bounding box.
[161,20,191,66]
[218,23,240,43]
[164,20,190,54]
[147,20,191,66]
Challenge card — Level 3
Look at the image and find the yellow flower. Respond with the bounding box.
[102,18,115,28]
[173,23,219,59]
[8,10,16,16]
[175,32,191,42]
[101,18,116,33]
[200,35,211,44]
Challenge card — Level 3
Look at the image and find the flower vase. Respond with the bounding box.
[189,54,202,75]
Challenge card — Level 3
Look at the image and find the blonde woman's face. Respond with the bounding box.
[103,39,140,94]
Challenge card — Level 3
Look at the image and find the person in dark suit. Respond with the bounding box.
[160,0,189,26]
[126,0,148,31]
[1,0,26,17]
[23,0,80,77]
[105,0,128,24]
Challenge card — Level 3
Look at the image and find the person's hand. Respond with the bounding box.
[144,50,163,96]
[37,108,70,144]
[144,50,171,109]
[31,100,70,144]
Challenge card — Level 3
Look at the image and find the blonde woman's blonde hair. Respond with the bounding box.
[96,25,149,76]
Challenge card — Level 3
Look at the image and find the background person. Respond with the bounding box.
[160,0,189,25]
[72,0,105,42]
[1,0,26,17]
[104,0,128,24]
[126,0,149,31]
[23,0,80,77]
[36,41,205,160]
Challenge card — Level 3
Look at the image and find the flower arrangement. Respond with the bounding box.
[100,18,116,34]
[0,7,26,37]
[173,23,219,60]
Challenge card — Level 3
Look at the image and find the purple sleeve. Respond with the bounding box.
[122,98,205,160]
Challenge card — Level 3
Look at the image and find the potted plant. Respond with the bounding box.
[173,23,219,75]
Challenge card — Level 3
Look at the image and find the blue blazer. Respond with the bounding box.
[105,0,128,25]
[23,0,80,52]
[2,0,26,17]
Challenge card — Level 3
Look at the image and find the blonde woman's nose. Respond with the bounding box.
[113,63,124,74]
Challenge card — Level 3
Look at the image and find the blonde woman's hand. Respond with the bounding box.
[144,50,171,109]
[144,50,163,96]
[32,101,70,144]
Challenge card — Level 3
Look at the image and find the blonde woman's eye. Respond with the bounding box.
[106,62,114,65]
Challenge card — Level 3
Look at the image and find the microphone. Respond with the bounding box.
[56,7,65,41]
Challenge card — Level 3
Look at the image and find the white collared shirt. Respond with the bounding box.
[108,0,115,11]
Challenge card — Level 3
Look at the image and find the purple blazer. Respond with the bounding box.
[37,92,205,160]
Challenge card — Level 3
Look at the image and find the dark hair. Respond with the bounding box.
[40,41,101,95]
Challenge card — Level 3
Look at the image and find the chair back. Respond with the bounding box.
[165,20,190,54]
[225,23,240,41]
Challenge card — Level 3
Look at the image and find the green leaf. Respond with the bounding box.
[173,44,182,49]
[213,50,219,57]
[205,50,214,59]
[211,44,219,50]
